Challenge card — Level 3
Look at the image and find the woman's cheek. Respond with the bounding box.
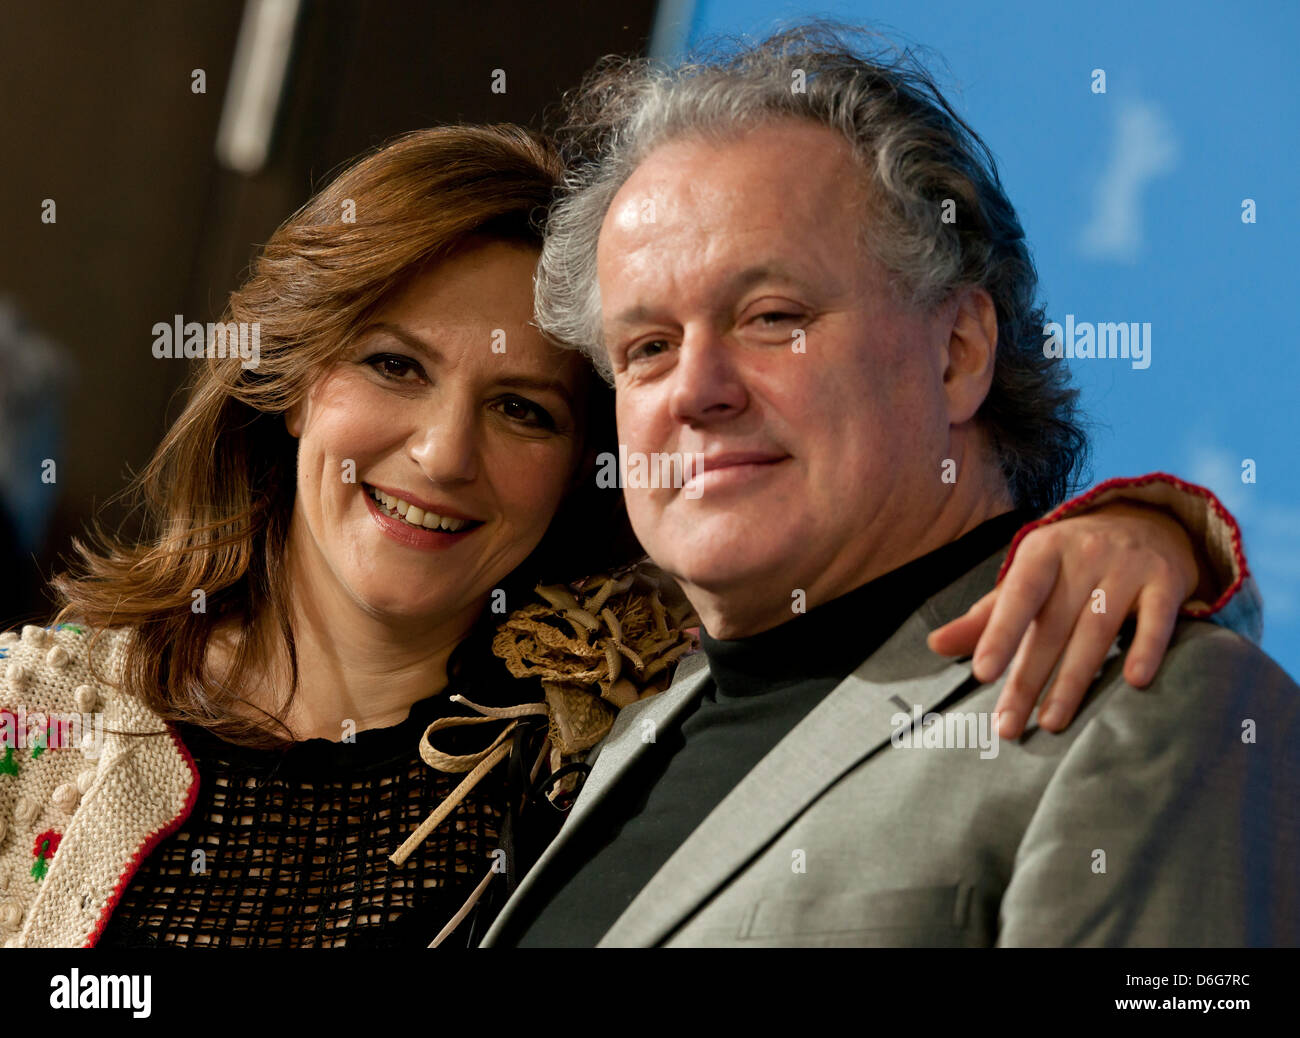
[505,446,577,533]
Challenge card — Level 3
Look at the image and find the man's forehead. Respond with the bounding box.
[602,121,862,243]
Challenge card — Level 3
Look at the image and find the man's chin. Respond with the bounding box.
[638,512,807,582]
[651,546,795,605]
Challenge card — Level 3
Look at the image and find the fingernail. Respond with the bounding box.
[974,652,996,677]
[1039,703,1063,729]
[997,709,1019,737]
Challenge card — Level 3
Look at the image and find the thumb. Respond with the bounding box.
[927,588,999,657]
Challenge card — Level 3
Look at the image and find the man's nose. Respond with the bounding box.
[407,400,479,485]
[667,326,748,425]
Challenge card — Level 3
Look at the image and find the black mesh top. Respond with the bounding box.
[95,684,564,949]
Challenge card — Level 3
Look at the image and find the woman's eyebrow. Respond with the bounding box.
[495,374,577,411]
[359,322,442,361]
[358,324,576,410]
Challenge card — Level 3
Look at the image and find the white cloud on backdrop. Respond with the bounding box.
[1079,100,1180,263]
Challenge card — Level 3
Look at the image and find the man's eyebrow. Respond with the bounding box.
[726,263,820,297]
[606,304,658,328]
[606,264,821,327]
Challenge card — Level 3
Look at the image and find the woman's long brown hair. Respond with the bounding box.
[51,124,631,748]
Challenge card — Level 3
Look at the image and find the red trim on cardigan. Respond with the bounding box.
[83,724,200,947]
[995,472,1250,618]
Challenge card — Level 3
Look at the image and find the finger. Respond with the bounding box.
[927,589,998,657]
[970,548,1061,683]
[1036,594,1129,731]
[1123,585,1182,687]
[996,586,1086,734]
[993,637,1037,739]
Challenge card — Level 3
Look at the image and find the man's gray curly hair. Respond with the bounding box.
[536,23,1088,514]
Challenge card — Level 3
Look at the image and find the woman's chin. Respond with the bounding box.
[351,584,466,625]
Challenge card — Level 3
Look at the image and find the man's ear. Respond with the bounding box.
[942,285,998,425]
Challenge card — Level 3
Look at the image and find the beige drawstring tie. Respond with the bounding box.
[389,695,548,869]
[400,570,698,945]
[385,695,547,948]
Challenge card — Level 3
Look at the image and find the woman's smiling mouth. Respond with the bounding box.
[362,483,484,545]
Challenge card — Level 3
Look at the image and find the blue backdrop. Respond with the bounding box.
[663,0,1298,677]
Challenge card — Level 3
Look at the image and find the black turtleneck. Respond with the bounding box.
[499,509,1035,947]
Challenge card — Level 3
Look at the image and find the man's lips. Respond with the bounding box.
[682,451,790,493]
[694,451,788,474]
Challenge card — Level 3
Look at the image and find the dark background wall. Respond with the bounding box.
[0,0,659,627]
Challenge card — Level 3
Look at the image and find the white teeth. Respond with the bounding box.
[367,485,472,533]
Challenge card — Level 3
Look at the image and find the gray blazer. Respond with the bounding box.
[481,551,1300,947]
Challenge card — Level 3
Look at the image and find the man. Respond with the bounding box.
[482,26,1299,947]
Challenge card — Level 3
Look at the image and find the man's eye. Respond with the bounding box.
[755,311,802,327]
[365,353,423,382]
[496,395,556,431]
[627,339,670,363]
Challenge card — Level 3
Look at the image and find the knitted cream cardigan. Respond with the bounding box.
[0,474,1258,947]
[0,624,195,947]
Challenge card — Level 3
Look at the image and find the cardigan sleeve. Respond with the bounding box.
[996,472,1262,644]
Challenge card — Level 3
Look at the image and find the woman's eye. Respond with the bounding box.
[496,395,556,430]
[365,353,423,382]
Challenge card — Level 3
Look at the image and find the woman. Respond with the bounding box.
[0,125,1255,948]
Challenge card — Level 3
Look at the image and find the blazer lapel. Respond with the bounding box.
[597,552,1004,948]
[479,654,713,945]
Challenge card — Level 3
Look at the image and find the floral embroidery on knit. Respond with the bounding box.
[31,830,62,881]
[1,709,23,776]
[0,709,55,770]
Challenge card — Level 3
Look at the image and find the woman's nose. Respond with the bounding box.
[407,401,479,485]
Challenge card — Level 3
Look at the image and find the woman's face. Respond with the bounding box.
[285,239,590,627]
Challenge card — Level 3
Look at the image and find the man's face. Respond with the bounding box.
[597,119,960,634]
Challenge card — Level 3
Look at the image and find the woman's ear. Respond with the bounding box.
[285,402,303,439]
